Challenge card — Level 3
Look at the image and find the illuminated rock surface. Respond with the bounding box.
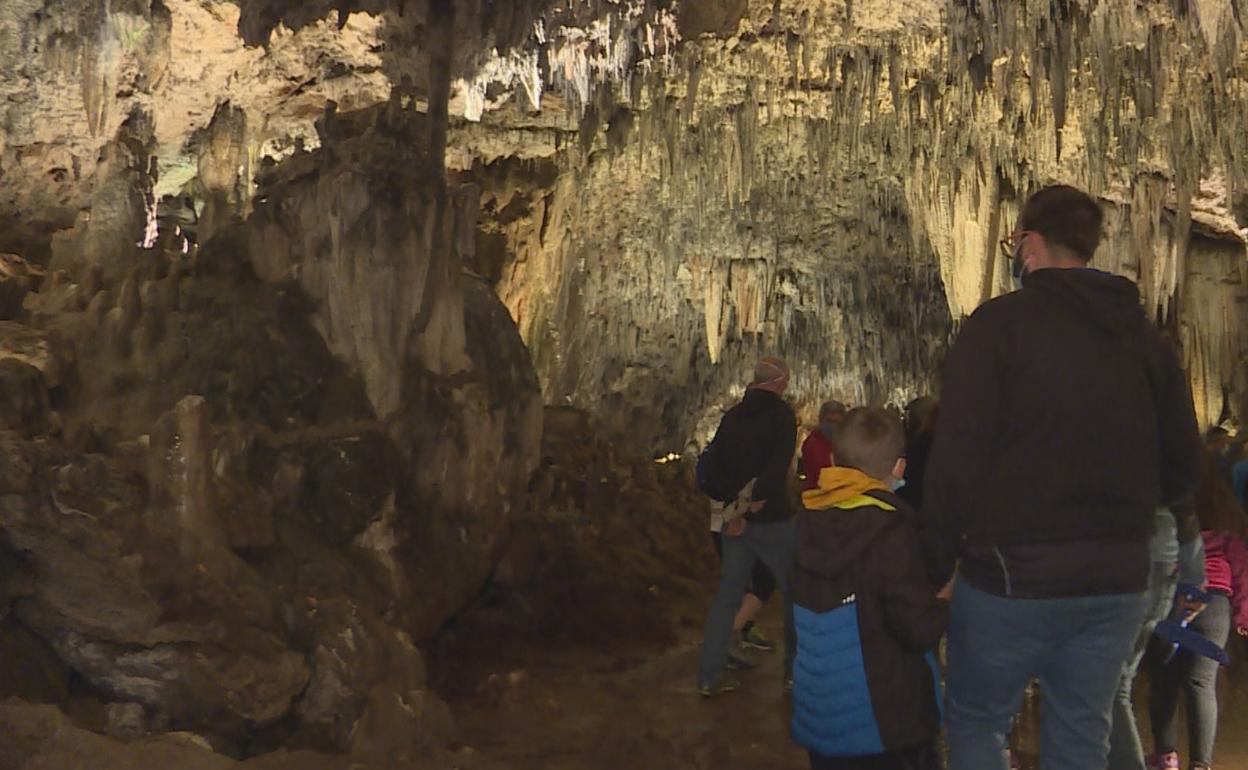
[0,0,1246,766]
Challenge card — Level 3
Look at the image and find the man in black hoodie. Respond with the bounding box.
[697,356,798,696]
[922,186,1202,770]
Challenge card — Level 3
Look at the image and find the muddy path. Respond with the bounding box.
[433,596,1248,770]
[430,419,1248,769]
[434,600,806,770]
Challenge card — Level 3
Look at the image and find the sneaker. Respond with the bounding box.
[726,650,756,670]
[740,625,775,651]
[698,677,741,697]
[1148,752,1180,770]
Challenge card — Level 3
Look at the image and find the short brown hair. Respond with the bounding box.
[818,400,848,422]
[831,407,905,480]
[1019,185,1103,262]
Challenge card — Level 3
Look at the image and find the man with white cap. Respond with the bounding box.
[696,356,799,696]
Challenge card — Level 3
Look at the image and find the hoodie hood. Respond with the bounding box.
[803,467,889,510]
[738,386,786,415]
[1022,267,1148,338]
[797,469,899,577]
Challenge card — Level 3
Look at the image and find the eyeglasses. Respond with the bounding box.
[999,231,1030,260]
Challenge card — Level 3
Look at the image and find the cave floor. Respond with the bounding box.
[439,601,1248,770]
[439,601,806,770]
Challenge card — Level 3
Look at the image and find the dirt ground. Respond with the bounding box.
[433,598,806,770]
[428,421,1248,769]
[426,414,802,770]
[434,593,1248,770]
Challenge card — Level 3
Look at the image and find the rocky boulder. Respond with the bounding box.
[289,597,440,753]
[0,435,310,745]
[0,360,49,436]
[0,99,544,759]
[0,700,232,770]
[243,101,543,638]
[0,699,479,770]
[302,432,399,547]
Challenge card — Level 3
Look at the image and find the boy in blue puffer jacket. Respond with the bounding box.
[791,407,949,770]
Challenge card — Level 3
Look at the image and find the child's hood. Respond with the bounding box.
[797,471,905,579]
[801,466,889,510]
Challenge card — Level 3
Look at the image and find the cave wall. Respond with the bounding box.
[0,0,1245,762]
[3,2,1248,442]
[447,0,1248,440]
[241,97,543,643]
[0,0,546,761]
[467,147,952,449]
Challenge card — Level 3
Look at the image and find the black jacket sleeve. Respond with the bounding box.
[751,405,797,505]
[920,310,1001,585]
[872,523,949,652]
[1155,338,1202,506]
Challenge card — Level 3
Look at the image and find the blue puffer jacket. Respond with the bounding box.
[791,484,947,757]
[792,601,884,756]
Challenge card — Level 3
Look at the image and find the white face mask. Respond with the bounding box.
[889,477,906,492]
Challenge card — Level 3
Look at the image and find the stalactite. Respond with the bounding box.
[194,102,250,243]
[468,0,1248,440]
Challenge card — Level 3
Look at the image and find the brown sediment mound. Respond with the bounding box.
[430,405,716,693]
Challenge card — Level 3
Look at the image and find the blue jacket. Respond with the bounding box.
[792,487,946,756]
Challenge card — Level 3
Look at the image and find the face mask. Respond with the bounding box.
[889,477,906,492]
[1010,238,1027,291]
[819,421,838,441]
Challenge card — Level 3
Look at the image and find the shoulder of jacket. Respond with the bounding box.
[968,291,1029,323]
[766,396,797,419]
[953,299,1017,350]
[862,506,921,551]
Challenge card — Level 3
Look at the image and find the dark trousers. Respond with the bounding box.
[698,520,795,687]
[710,530,776,602]
[809,741,938,770]
[1149,592,1231,768]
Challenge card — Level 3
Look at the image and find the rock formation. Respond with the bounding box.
[0,0,1247,765]
[455,0,1248,435]
[0,1,542,764]
[6,1,1246,434]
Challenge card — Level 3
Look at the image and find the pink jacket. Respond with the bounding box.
[1202,530,1248,630]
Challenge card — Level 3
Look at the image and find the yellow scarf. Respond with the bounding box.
[801,466,889,511]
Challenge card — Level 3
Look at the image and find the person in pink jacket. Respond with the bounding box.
[1149,457,1248,770]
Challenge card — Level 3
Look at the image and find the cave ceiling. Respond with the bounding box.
[2,0,1248,443]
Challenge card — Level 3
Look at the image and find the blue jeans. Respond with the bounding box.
[1107,563,1179,770]
[697,519,795,687]
[947,580,1148,770]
